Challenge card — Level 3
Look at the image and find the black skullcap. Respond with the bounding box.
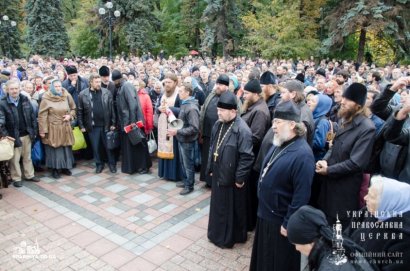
[244,79,262,94]
[216,74,230,87]
[343,83,367,106]
[273,100,301,122]
[99,65,110,77]
[217,91,237,110]
[316,68,326,78]
[284,79,304,93]
[65,65,78,75]
[295,73,305,83]
[191,66,199,73]
[260,71,276,85]
[111,69,123,81]
[287,206,332,245]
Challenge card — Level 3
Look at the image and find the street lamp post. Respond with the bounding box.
[98,1,120,61]
[0,15,17,59]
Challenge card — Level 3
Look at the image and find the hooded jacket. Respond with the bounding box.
[312,94,333,161]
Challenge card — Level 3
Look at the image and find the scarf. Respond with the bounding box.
[181,96,195,105]
[50,84,62,97]
[7,94,20,107]
[376,177,410,221]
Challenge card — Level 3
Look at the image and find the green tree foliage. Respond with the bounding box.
[25,0,70,57]
[62,0,81,26]
[201,0,243,58]
[68,0,101,58]
[116,0,160,55]
[0,1,22,59]
[322,0,410,62]
[181,0,205,50]
[241,0,325,59]
[153,0,189,58]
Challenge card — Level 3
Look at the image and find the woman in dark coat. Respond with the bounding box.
[116,78,151,174]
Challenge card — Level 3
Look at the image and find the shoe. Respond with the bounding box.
[176,182,185,188]
[13,181,23,188]
[139,168,149,174]
[52,169,60,179]
[96,164,104,174]
[61,169,72,176]
[179,188,193,195]
[26,177,40,182]
[109,165,117,173]
[0,193,2,200]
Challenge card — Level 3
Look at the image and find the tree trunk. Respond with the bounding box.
[357,27,367,63]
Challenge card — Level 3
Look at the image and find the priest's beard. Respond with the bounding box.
[165,88,175,97]
[338,104,360,125]
[242,97,256,112]
[272,123,292,147]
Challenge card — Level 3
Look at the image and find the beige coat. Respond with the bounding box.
[38,90,76,148]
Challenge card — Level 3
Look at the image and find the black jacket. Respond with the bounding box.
[77,87,116,133]
[370,84,398,121]
[206,116,254,186]
[62,76,89,106]
[0,94,37,147]
[383,116,410,183]
[116,80,144,130]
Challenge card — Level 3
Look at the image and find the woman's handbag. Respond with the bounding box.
[0,136,15,161]
[72,127,87,151]
[106,130,120,150]
[147,131,157,154]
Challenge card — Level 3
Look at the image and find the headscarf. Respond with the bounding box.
[287,205,332,245]
[287,205,365,254]
[376,177,410,221]
[49,79,62,97]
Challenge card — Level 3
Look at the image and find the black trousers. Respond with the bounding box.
[89,126,116,166]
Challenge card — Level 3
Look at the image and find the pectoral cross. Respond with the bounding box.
[213,152,218,162]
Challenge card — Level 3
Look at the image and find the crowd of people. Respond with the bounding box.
[0,54,410,270]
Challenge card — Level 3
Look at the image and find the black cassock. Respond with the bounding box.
[207,119,253,248]
[207,179,248,248]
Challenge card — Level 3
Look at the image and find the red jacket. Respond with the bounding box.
[138,88,154,134]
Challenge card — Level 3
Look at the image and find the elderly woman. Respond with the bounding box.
[287,206,376,271]
[38,79,76,179]
[346,176,410,271]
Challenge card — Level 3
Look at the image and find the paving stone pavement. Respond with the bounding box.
[0,158,253,270]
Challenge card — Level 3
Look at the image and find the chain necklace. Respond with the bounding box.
[213,121,235,162]
[260,141,295,179]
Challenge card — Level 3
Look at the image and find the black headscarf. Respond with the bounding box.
[287,205,365,254]
[287,205,332,245]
